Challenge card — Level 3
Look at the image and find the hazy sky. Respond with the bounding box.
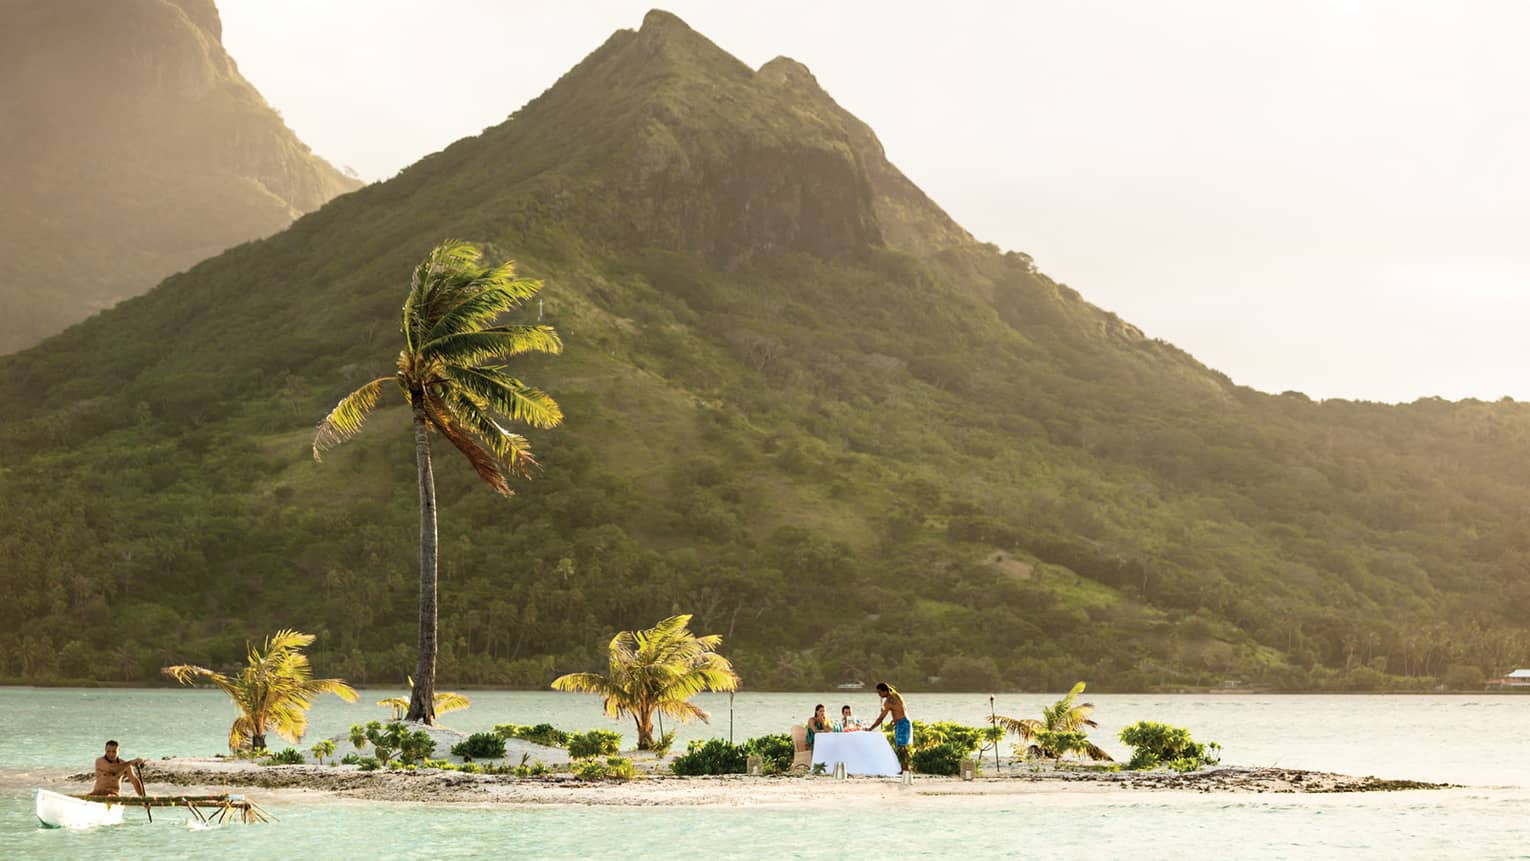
[220,1,1529,403]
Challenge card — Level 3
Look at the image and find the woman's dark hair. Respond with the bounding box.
[814,703,825,712]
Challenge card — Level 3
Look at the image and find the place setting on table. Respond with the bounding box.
[804,704,902,777]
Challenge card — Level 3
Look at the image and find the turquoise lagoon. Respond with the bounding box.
[2,689,1529,859]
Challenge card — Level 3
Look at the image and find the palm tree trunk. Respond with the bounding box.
[405,395,438,725]
[635,711,654,750]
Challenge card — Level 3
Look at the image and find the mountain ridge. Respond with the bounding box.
[0,9,1526,693]
[0,0,361,353]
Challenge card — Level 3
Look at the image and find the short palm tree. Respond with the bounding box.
[551,614,741,750]
[995,681,1113,761]
[163,630,358,752]
[378,677,471,720]
[314,239,562,724]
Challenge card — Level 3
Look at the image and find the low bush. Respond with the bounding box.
[670,738,747,775]
[1118,721,1221,772]
[494,723,570,748]
[567,729,621,760]
[910,742,968,776]
[353,756,381,771]
[742,734,794,774]
[365,721,437,765]
[451,732,507,760]
[574,756,637,782]
[261,747,305,766]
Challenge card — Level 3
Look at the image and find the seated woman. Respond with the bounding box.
[839,704,863,732]
[806,704,834,747]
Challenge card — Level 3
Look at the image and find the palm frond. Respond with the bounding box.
[422,326,564,367]
[437,365,563,429]
[434,691,471,715]
[1084,742,1115,762]
[313,377,393,458]
[995,715,1043,740]
[424,273,545,342]
[421,395,512,494]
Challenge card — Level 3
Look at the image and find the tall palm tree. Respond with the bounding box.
[994,681,1112,761]
[314,239,562,724]
[163,630,358,752]
[551,614,741,749]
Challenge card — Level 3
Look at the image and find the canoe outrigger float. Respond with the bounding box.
[35,788,271,828]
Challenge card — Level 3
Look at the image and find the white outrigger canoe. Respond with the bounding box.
[35,789,127,829]
[35,788,270,828]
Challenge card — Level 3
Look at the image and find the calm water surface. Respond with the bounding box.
[2,688,1528,859]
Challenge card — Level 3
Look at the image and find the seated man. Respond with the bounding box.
[92,740,146,797]
[838,704,863,732]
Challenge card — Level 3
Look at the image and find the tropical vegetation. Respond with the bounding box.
[551,614,740,749]
[313,239,563,724]
[162,630,357,752]
[311,739,336,764]
[1119,721,1221,772]
[668,734,795,775]
[450,732,506,760]
[4,13,1530,694]
[494,723,570,748]
[879,721,1002,775]
[572,756,637,782]
[566,730,623,760]
[996,682,1113,762]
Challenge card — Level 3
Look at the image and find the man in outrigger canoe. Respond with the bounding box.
[866,682,912,773]
[92,740,146,796]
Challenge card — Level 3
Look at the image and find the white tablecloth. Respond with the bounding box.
[810,732,900,776]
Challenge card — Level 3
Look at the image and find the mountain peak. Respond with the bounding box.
[476,11,969,266]
[639,8,691,35]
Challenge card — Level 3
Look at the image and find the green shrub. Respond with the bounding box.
[494,723,570,748]
[354,756,381,771]
[574,756,637,781]
[261,747,305,766]
[1118,721,1221,772]
[515,760,550,777]
[650,729,677,756]
[567,729,621,760]
[365,721,437,765]
[910,742,970,776]
[882,721,998,757]
[451,732,507,760]
[670,738,747,775]
[742,734,794,774]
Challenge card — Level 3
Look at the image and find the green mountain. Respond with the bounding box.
[2,10,1527,692]
[0,0,361,353]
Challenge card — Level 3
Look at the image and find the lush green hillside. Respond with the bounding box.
[2,10,1527,692]
[0,0,361,353]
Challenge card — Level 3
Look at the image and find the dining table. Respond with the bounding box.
[810,730,900,776]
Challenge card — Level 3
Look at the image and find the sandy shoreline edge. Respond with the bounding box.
[30,759,1453,808]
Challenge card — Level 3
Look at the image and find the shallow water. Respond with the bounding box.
[3,688,1529,859]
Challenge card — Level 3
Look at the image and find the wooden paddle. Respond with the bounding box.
[132,761,150,822]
